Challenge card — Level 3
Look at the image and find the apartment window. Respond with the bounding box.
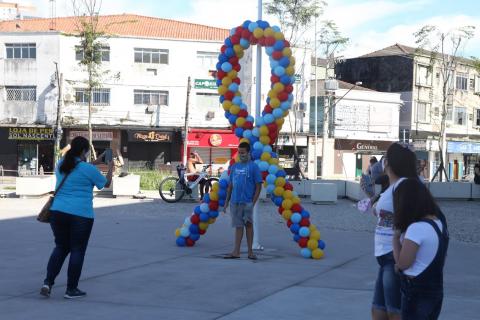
[416,102,429,123]
[456,73,468,91]
[446,106,453,121]
[75,46,110,62]
[433,105,439,117]
[475,76,480,93]
[134,48,168,64]
[416,65,432,86]
[6,43,36,59]
[75,88,110,105]
[134,90,168,105]
[454,107,467,125]
[6,86,36,101]
[475,109,480,127]
[196,92,220,109]
[197,51,218,70]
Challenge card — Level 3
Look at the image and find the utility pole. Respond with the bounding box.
[54,62,63,167]
[314,11,318,179]
[183,76,192,166]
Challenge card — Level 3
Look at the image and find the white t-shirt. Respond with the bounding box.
[373,178,406,257]
[401,219,443,277]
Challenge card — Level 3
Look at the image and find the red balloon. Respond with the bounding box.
[271,75,280,83]
[244,121,253,130]
[262,172,268,180]
[232,77,241,85]
[190,215,200,224]
[221,45,227,53]
[229,57,239,65]
[267,123,277,132]
[224,91,235,100]
[278,206,284,214]
[233,64,241,72]
[269,133,277,142]
[285,84,294,93]
[199,229,206,235]
[265,105,273,114]
[272,51,283,60]
[250,35,258,45]
[298,237,308,248]
[229,159,236,166]
[209,201,219,211]
[216,70,226,80]
[283,40,290,47]
[300,218,310,227]
[284,182,293,191]
[287,220,293,228]
[278,92,289,102]
[265,36,276,46]
[235,26,244,36]
[291,204,302,213]
[241,29,252,39]
[231,124,237,131]
[186,238,195,247]
[231,35,241,45]
[258,37,266,46]
[238,110,248,117]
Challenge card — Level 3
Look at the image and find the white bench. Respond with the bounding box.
[311,183,337,204]
[16,175,55,197]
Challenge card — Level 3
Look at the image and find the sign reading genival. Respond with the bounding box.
[8,127,54,140]
[128,131,172,143]
[334,139,393,152]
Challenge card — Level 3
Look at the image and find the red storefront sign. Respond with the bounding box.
[187,130,238,148]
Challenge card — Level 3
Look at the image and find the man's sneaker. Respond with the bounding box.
[64,288,86,299]
[40,284,51,297]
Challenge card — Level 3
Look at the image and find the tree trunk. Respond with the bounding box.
[87,68,96,161]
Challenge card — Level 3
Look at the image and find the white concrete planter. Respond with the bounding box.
[321,180,347,198]
[113,174,141,197]
[311,183,337,204]
[345,181,367,201]
[428,182,472,200]
[289,181,306,196]
[472,184,480,200]
[16,175,55,196]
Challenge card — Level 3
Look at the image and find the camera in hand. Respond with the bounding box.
[102,148,113,164]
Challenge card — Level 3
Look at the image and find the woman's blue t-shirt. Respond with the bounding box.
[50,160,107,219]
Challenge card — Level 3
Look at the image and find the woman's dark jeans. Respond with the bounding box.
[44,211,93,290]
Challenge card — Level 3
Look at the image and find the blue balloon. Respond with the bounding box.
[224,111,232,118]
[252,127,260,137]
[266,47,274,56]
[229,83,239,92]
[234,127,244,137]
[266,174,276,185]
[243,129,253,139]
[224,38,233,47]
[219,179,229,188]
[225,47,235,58]
[248,22,258,32]
[274,40,284,51]
[246,115,254,122]
[228,115,237,125]
[218,189,227,199]
[240,38,250,49]
[263,145,272,153]
[233,96,242,105]
[190,233,200,241]
[252,149,262,160]
[176,237,186,247]
[189,224,199,234]
[219,199,225,207]
[266,184,275,193]
[259,161,269,171]
[203,194,211,203]
[219,96,225,103]
[250,135,259,143]
[221,62,233,72]
[200,203,210,212]
[271,152,278,158]
[291,213,302,224]
[290,223,300,234]
[293,234,301,242]
[319,240,326,250]
[194,206,202,215]
[301,248,312,258]
[299,227,310,238]
[219,54,228,63]
[288,93,294,102]
[200,213,209,222]
[264,114,274,124]
[273,108,284,118]
[280,101,290,110]
[209,210,219,218]
[256,117,265,127]
[274,196,283,206]
[280,75,291,85]
[272,25,281,32]
[216,79,222,86]
[301,210,310,219]
[270,60,279,69]
[274,66,285,77]
[268,165,278,175]
[261,111,267,117]
[276,170,286,177]
[280,56,290,67]
[216,62,222,70]
[242,20,252,29]
[257,20,269,29]
[253,141,263,150]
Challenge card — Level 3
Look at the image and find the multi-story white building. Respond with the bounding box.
[0,14,311,174]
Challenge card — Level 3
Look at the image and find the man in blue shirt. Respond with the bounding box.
[223,142,263,260]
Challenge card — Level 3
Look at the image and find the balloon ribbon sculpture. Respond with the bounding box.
[175,20,325,259]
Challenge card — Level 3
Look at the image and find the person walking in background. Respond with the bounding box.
[393,178,449,319]
[41,136,113,299]
[371,143,418,320]
[474,161,480,185]
[223,142,262,260]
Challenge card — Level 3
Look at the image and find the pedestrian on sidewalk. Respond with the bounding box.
[223,142,262,260]
[393,178,449,320]
[370,142,418,320]
[40,136,113,299]
[474,161,480,185]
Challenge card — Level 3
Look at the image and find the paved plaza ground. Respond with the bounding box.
[1,195,479,319]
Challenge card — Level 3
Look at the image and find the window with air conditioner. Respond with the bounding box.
[134,48,169,64]
[6,86,36,101]
[75,88,110,105]
[134,90,168,105]
[6,43,36,59]
[454,107,467,126]
[416,65,432,86]
[456,73,468,91]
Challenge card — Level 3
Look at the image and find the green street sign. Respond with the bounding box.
[194,79,217,89]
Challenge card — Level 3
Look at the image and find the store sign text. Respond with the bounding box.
[8,127,54,140]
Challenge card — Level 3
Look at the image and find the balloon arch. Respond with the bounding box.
[174,20,325,259]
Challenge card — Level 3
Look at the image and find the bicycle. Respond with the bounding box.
[159,164,219,203]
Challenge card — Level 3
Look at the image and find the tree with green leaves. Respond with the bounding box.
[414,25,475,182]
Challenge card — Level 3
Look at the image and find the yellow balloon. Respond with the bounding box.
[289,56,296,65]
[283,47,292,57]
[276,118,285,126]
[282,210,292,221]
[286,66,295,76]
[239,138,250,144]
[233,44,244,54]
[228,70,238,78]
[230,105,240,115]
[259,125,269,136]
[282,199,293,209]
[309,224,318,232]
[268,90,277,99]
[312,248,324,259]
[222,77,232,86]
[292,196,301,204]
[261,152,271,161]
[274,32,285,41]
[218,85,228,95]
[253,28,264,39]
[212,183,219,192]
[270,98,281,108]
[310,230,321,240]
[175,228,181,237]
[274,186,284,197]
[236,117,246,127]
[237,50,244,59]
[275,177,286,187]
[260,136,271,145]
[283,190,293,199]
[210,192,218,201]
[264,27,274,37]
[308,239,319,250]
[269,158,279,165]
[199,222,209,230]
[223,101,232,111]
[208,218,216,225]
[273,83,285,93]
